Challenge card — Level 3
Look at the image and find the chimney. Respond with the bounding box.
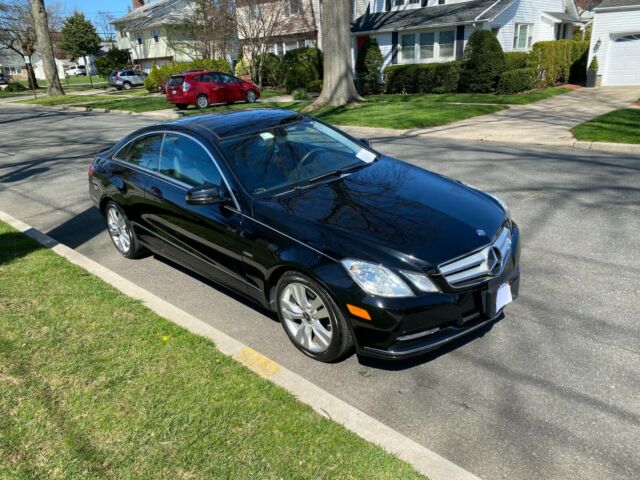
[132,0,145,8]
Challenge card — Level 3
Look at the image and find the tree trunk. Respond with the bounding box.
[30,0,64,96]
[304,0,362,111]
[25,61,39,90]
[84,55,94,87]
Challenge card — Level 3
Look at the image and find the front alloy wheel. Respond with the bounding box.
[245,90,257,103]
[276,272,353,362]
[105,202,145,259]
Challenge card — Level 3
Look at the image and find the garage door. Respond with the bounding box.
[605,34,640,86]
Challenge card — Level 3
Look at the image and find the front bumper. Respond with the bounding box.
[332,224,521,360]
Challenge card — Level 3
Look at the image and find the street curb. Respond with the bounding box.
[0,209,481,480]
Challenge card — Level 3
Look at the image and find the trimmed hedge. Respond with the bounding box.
[529,40,589,86]
[306,79,323,92]
[504,52,530,71]
[355,38,384,95]
[384,62,460,94]
[144,58,231,92]
[497,67,537,94]
[259,53,283,86]
[5,82,27,92]
[281,47,323,93]
[459,30,505,93]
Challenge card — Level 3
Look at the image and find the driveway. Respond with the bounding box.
[354,86,640,146]
[0,105,639,480]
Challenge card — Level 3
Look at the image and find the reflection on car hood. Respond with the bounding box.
[252,156,507,269]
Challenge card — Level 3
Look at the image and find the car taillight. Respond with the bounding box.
[183,81,190,91]
[88,162,95,178]
[116,73,120,79]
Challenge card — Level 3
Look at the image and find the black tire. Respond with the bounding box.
[123,81,132,90]
[245,90,257,103]
[176,103,189,110]
[196,94,209,109]
[276,271,353,362]
[104,201,147,259]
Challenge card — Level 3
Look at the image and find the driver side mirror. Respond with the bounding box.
[185,183,227,205]
[359,138,373,148]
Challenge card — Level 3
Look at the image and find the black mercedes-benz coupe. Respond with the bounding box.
[89,109,520,362]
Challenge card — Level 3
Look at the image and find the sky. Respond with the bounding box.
[60,0,135,33]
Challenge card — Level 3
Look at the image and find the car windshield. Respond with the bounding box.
[219,120,377,196]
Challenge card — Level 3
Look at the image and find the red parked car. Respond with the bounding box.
[158,68,206,93]
[165,71,260,109]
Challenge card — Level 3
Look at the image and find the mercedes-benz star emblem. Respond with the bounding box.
[485,246,503,275]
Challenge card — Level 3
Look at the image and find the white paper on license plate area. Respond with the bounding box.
[496,283,513,311]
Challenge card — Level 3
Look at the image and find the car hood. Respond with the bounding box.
[252,156,508,270]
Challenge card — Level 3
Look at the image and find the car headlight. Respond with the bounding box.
[400,270,441,293]
[341,260,413,297]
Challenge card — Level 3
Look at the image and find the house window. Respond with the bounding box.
[438,0,445,4]
[401,33,416,61]
[419,32,435,59]
[136,32,143,45]
[394,0,405,5]
[514,24,533,49]
[4,66,19,74]
[409,0,419,3]
[275,42,285,56]
[152,29,160,43]
[439,30,455,57]
[119,27,126,38]
[284,0,302,16]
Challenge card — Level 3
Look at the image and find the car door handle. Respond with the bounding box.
[149,186,163,199]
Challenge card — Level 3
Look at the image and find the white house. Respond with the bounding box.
[587,0,640,86]
[350,0,582,68]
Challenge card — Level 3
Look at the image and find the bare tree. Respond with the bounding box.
[0,0,60,88]
[30,0,63,95]
[96,10,117,47]
[236,0,287,86]
[305,0,362,110]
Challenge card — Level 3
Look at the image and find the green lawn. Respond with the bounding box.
[365,87,571,105]
[571,108,640,144]
[261,87,287,99]
[0,221,425,479]
[184,100,507,129]
[16,87,568,130]
[19,75,108,87]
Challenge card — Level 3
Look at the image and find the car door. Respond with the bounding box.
[219,73,243,102]
[108,134,163,245]
[203,72,227,104]
[143,132,249,293]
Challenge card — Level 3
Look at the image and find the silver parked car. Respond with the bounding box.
[108,69,147,90]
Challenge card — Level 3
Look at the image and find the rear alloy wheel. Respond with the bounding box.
[104,202,146,259]
[245,90,257,103]
[196,94,209,109]
[123,81,132,91]
[276,272,353,362]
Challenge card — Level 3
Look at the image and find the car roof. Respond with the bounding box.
[165,109,304,140]
[171,70,229,78]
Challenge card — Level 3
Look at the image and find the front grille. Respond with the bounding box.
[439,226,512,288]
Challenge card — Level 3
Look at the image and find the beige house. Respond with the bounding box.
[113,0,200,72]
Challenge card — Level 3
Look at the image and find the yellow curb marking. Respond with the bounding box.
[236,347,280,377]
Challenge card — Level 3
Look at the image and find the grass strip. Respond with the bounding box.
[571,108,640,144]
[0,221,425,480]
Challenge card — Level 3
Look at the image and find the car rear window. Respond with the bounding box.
[168,76,184,87]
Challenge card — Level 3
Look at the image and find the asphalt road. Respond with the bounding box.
[1,105,639,480]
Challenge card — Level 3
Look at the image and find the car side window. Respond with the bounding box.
[160,134,222,187]
[219,73,238,83]
[118,134,162,170]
